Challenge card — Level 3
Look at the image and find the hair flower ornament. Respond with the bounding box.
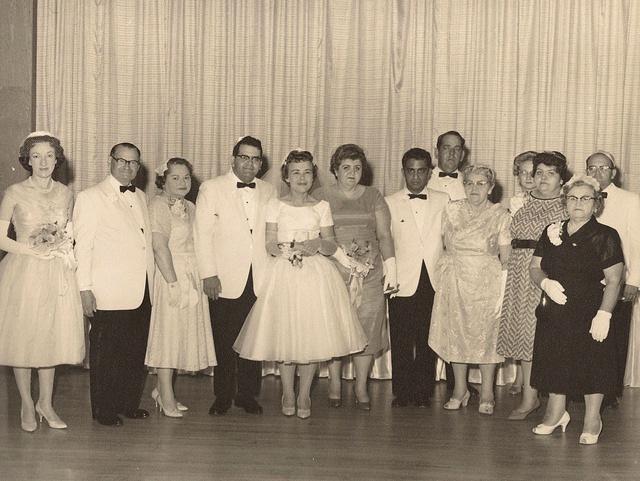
[547,221,563,246]
[565,174,601,192]
[155,161,169,177]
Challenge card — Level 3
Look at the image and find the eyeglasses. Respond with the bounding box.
[111,156,141,168]
[566,195,595,203]
[586,165,613,173]
[463,180,490,187]
[517,170,534,177]
[236,154,262,164]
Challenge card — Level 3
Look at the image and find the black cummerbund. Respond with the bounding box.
[511,239,538,249]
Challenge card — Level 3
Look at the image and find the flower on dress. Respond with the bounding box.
[547,221,563,246]
[278,241,304,268]
[168,197,188,219]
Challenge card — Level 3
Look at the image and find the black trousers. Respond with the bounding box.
[90,282,151,418]
[209,270,261,403]
[611,299,633,398]
[388,262,437,401]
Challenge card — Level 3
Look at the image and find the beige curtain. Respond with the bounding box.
[36,0,640,383]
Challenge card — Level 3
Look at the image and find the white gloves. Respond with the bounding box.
[540,278,567,305]
[383,257,398,295]
[589,310,612,342]
[167,281,181,307]
[332,246,352,269]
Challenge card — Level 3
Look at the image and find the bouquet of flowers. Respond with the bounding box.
[28,221,76,269]
[342,239,374,307]
[278,241,304,268]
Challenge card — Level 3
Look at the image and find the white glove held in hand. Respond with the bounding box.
[383,257,398,294]
[589,310,612,342]
[332,246,352,269]
[540,278,567,305]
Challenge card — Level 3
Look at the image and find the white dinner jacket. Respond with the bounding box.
[194,171,277,299]
[385,187,450,297]
[598,183,640,287]
[73,176,154,310]
[427,167,466,201]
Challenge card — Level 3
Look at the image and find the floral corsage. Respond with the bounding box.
[29,220,76,270]
[278,241,304,268]
[168,197,188,219]
[342,240,374,307]
[547,221,563,246]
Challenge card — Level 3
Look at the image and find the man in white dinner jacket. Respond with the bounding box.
[194,135,277,416]
[427,130,467,201]
[586,150,640,407]
[386,148,449,407]
[74,142,155,427]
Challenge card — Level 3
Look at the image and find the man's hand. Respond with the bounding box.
[621,284,638,302]
[80,290,97,317]
[203,276,222,300]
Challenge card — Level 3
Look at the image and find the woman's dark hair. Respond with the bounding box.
[18,134,66,172]
[329,143,370,180]
[281,150,316,183]
[155,157,194,189]
[533,151,569,182]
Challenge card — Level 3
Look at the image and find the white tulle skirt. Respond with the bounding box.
[234,255,368,363]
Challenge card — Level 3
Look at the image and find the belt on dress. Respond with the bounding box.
[511,239,538,249]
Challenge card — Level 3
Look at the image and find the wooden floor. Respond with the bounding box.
[1,367,640,481]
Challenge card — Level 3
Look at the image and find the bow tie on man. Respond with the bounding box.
[408,193,427,200]
[438,171,458,178]
[119,185,136,193]
[237,182,256,189]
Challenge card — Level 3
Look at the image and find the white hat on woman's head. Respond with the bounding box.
[565,173,601,192]
[24,131,56,141]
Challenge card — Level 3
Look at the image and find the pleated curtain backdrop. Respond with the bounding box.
[35,0,640,383]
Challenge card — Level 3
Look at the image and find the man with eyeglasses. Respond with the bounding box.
[586,150,640,408]
[194,135,277,416]
[74,142,155,426]
[427,131,467,201]
[385,148,449,408]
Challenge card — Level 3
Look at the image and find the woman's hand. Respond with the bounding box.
[297,238,321,256]
[167,281,181,307]
[540,278,567,305]
[589,310,612,342]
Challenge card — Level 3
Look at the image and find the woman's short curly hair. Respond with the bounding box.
[155,157,193,189]
[18,133,66,172]
[561,177,604,217]
[329,143,370,180]
[533,151,569,182]
[461,164,496,186]
[281,150,317,183]
[512,151,537,176]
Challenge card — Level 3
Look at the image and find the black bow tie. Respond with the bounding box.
[119,185,136,193]
[237,182,256,189]
[408,193,427,200]
[601,192,608,199]
[438,171,458,178]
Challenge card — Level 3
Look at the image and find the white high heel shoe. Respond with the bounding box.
[150,389,183,418]
[35,403,67,429]
[579,420,603,445]
[532,411,570,435]
[443,391,471,410]
[151,388,188,412]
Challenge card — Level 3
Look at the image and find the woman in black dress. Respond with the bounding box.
[529,175,623,444]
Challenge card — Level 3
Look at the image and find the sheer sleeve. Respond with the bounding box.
[265,197,281,224]
[0,185,18,222]
[318,201,334,228]
[149,197,172,237]
[596,225,625,271]
[498,209,512,246]
[372,188,395,259]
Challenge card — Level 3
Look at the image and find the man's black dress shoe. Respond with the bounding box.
[391,397,410,408]
[209,400,231,416]
[96,414,123,426]
[123,409,149,419]
[414,396,431,408]
[234,397,263,414]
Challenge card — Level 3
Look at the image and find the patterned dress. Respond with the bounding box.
[428,201,511,364]
[496,193,566,361]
